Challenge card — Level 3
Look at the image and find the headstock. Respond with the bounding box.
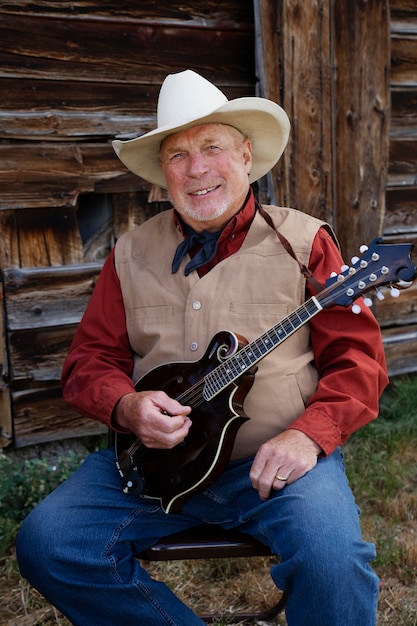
[319,238,416,310]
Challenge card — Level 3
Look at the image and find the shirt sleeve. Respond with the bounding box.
[61,249,136,428]
[288,227,389,455]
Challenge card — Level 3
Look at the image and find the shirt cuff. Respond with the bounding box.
[288,409,342,457]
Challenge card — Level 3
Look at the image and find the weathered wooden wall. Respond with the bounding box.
[0,0,256,447]
[376,0,417,375]
[1,0,416,448]
[255,0,417,376]
[255,0,391,259]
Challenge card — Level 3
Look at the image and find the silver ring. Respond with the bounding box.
[275,474,289,482]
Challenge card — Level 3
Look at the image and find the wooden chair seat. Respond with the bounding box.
[138,523,287,623]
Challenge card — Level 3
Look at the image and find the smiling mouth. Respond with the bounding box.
[189,185,219,196]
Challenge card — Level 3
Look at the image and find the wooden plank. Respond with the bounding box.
[390,0,417,13]
[382,324,417,376]
[0,210,19,269]
[3,264,102,330]
[390,88,417,137]
[0,208,83,270]
[391,34,417,87]
[253,0,283,206]
[113,192,169,240]
[0,143,138,210]
[0,77,250,111]
[12,386,105,448]
[332,0,390,260]
[259,0,333,223]
[0,80,253,140]
[16,208,83,267]
[0,108,155,142]
[0,278,13,447]
[0,0,254,26]
[0,14,254,86]
[0,78,161,115]
[374,282,417,328]
[388,136,417,184]
[8,325,77,383]
[385,186,417,234]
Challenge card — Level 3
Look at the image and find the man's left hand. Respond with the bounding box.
[249,429,322,500]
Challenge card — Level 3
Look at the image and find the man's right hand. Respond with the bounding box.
[113,391,192,449]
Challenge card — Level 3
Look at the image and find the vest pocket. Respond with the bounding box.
[127,304,175,322]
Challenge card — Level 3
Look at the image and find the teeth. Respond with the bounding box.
[191,187,216,196]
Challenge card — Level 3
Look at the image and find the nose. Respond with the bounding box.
[186,150,209,177]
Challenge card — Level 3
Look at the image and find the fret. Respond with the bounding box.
[202,296,323,401]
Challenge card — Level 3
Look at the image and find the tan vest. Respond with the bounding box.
[115,206,328,459]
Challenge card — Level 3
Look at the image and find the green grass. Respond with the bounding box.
[344,374,417,500]
[0,436,106,558]
[344,375,417,584]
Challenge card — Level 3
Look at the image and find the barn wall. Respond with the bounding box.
[1,0,416,447]
[376,0,417,375]
[0,0,256,447]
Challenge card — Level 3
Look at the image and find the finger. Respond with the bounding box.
[157,412,191,435]
[272,470,291,491]
[141,416,191,448]
[156,392,191,417]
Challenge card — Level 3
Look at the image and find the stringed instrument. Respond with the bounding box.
[115,238,416,513]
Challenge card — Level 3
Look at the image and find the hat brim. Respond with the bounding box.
[112,97,290,189]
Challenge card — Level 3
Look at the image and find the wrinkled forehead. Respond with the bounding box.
[159,122,245,154]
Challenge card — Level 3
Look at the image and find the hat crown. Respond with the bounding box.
[157,70,228,130]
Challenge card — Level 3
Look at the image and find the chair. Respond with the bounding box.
[138,523,288,623]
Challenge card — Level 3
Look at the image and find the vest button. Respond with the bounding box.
[189,342,199,351]
[192,301,202,310]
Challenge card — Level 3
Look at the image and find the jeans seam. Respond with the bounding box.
[103,504,161,583]
[133,579,179,625]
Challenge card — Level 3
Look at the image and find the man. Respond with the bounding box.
[17,70,388,625]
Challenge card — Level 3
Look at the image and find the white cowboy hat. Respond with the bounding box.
[112,69,290,189]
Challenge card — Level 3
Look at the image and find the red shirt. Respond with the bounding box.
[62,192,388,456]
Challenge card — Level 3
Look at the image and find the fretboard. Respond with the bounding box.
[202,295,323,401]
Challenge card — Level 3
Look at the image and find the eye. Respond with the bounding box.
[167,152,186,163]
[205,145,222,154]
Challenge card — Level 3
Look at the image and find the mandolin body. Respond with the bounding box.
[115,330,255,513]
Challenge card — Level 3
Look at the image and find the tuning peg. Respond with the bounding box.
[375,289,385,301]
[364,297,373,308]
[390,286,400,298]
[359,245,369,254]
[341,264,350,273]
[351,256,360,265]
[352,304,361,314]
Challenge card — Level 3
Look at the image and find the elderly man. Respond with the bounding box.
[17,70,388,625]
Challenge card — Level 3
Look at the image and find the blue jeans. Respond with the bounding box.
[16,447,378,625]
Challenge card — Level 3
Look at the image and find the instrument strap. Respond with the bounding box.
[256,201,324,294]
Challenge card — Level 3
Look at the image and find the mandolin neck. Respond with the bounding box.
[202,296,323,401]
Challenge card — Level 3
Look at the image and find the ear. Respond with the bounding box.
[242,138,252,174]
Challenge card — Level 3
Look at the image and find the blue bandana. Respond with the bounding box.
[172,224,221,276]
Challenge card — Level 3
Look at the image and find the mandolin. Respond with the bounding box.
[115,238,416,513]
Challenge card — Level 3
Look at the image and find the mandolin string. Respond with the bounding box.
[176,381,206,407]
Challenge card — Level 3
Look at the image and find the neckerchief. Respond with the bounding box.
[172,222,221,276]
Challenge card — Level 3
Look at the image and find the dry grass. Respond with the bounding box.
[1,376,417,625]
[1,526,416,626]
